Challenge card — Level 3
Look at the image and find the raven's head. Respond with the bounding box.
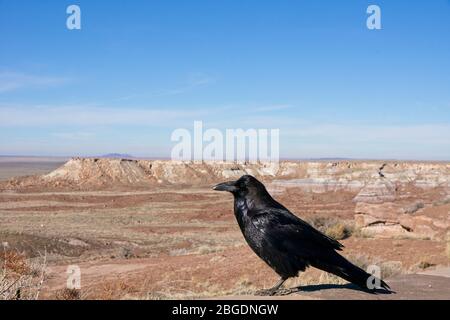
[213,175,268,198]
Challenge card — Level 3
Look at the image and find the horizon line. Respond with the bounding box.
[0,155,449,163]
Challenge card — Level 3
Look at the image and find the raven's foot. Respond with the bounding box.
[255,277,289,296]
[255,288,278,296]
[273,287,300,296]
[254,287,299,296]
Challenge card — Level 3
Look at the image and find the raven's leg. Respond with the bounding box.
[255,277,287,296]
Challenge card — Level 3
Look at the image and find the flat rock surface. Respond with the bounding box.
[217,271,450,300]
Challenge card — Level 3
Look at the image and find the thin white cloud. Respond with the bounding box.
[1,102,449,160]
[52,132,95,140]
[0,102,289,127]
[0,72,69,93]
[0,104,210,126]
[280,123,450,160]
[252,104,293,112]
[115,72,215,101]
[283,123,450,144]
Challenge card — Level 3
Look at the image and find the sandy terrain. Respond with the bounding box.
[0,158,449,300]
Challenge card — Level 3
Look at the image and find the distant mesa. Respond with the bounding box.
[99,153,133,159]
[1,158,448,195]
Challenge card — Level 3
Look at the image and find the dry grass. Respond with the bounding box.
[325,224,352,240]
[0,247,47,300]
[287,270,347,288]
[348,254,403,279]
[433,195,450,206]
[95,279,134,300]
[2,250,31,275]
[143,277,246,300]
[417,261,436,270]
[135,285,222,300]
[306,216,354,240]
[403,201,425,214]
[92,275,257,300]
[55,288,81,300]
[53,279,133,300]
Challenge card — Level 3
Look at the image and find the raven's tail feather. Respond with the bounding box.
[313,253,391,293]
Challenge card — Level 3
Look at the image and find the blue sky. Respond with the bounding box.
[0,0,449,160]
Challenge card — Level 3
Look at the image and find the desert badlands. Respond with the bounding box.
[0,158,449,299]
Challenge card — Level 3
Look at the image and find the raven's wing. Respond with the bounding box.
[250,207,343,256]
[250,208,392,292]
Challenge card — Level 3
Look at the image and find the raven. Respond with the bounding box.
[213,175,391,295]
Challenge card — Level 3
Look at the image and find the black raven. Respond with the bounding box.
[213,175,391,295]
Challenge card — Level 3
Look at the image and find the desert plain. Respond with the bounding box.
[0,157,449,300]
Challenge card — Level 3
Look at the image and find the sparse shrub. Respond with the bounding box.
[233,277,255,295]
[169,248,189,256]
[2,250,30,275]
[119,247,135,259]
[55,288,81,300]
[197,246,215,255]
[403,201,424,214]
[392,234,431,241]
[352,228,374,239]
[145,291,167,300]
[0,249,47,300]
[195,245,224,255]
[307,216,353,240]
[98,279,133,300]
[325,224,352,240]
[417,261,435,270]
[433,195,450,206]
[379,261,403,279]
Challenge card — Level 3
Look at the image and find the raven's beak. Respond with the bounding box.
[213,181,237,192]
